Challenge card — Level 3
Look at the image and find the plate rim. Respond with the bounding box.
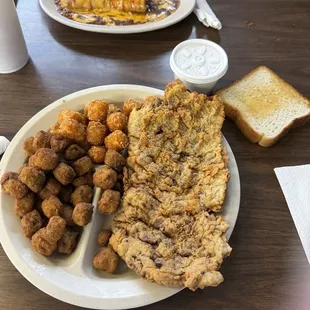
[0,84,240,309]
[39,0,196,34]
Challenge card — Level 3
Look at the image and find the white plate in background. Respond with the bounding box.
[0,85,240,309]
[39,0,195,34]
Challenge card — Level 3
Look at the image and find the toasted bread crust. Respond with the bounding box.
[223,101,262,143]
[216,66,310,147]
[259,113,310,147]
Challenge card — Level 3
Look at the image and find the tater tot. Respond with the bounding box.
[98,189,120,215]
[97,229,112,247]
[70,185,93,206]
[59,184,73,203]
[72,156,93,176]
[72,203,93,226]
[23,136,36,157]
[50,135,72,153]
[14,192,35,217]
[123,99,142,117]
[1,172,28,198]
[42,196,63,218]
[53,163,76,185]
[72,172,93,187]
[107,112,127,132]
[84,100,109,122]
[104,130,129,152]
[57,228,79,254]
[92,248,119,273]
[50,119,86,142]
[88,146,107,164]
[86,121,109,146]
[33,130,52,150]
[21,209,43,239]
[57,109,86,125]
[19,167,46,193]
[32,148,59,171]
[64,144,86,161]
[62,204,74,226]
[104,149,125,172]
[93,166,117,190]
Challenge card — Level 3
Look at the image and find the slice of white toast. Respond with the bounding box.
[216,66,310,147]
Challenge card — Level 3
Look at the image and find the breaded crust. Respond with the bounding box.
[110,80,231,291]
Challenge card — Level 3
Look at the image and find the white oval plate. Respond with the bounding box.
[39,0,195,34]
[0,85,240,309]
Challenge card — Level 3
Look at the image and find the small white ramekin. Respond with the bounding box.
[170,39,228,94]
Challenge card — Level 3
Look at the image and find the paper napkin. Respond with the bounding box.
[275,164,310,264]
[193,0,222,30]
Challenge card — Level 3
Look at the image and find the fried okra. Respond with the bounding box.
[98,189,120,215]
[53,163,76,185]
[31,216,66,256]
[31,148,59,171]
[33,130,52,150]
[84,100,109,122]
[42,196,63,218]
[70,185,93,206]
[104,149,125,172]
[93,166,117,190]
[64,144,86,161]
[1,172,28,198]
[108,103,121,115]
[28,155,36,167]
[39,177,62,200]
[71,172,93,187]
[31,228,55,256]
[123,99,142,117]
[88,146,107,164]
[50,135,72,153]
[104,130,129,152]
[92,248,119,273]
[77,140,91,152]
[23,136,36,157]
[45,177,61,196]
[50,119,86,142]
[107,112,127,132]
[72,202,93,226]
[86,121,109,146]
[113,181,123,194]
[72,156,93,176]
[57,109,86,125]
[58,184,73,203]
[62,204,74,226]
[46,216,66,242]
[21,209,43,239]
[18,167,46,193]
[97,229,112,247]
[57,228,79,254]
[14,192,35,217]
